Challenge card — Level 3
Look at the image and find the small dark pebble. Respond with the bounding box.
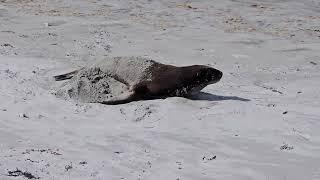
[51,151,62,156]
[19,113,29,118]
[65,163,73,171]
[280,143,294,151]
[297,91,302,94]
[272,89,283,94]
[283,111,288,114]
[310,61,317,65]
[267,104,276,107]
[187,5,197,9]
[203,155,217,161]
[2,43,14,48]
[48,33,58,36]
[26,159,39,163]
[208,156,216,160]
[79,161,87,165]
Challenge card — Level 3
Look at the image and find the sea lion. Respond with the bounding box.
[54,56,223,104]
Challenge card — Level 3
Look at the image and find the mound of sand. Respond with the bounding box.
[55,56,155,104]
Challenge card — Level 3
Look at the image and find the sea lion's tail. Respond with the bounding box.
[54,69,79,81]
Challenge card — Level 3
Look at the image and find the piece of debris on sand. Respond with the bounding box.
[7,168,40,179]
[280,143,294,151]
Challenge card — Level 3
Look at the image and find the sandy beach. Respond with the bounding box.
[0,0,320,179]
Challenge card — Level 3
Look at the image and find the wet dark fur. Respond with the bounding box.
[131,64,223,100]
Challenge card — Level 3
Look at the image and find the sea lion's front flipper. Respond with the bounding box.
[101,91,136,105]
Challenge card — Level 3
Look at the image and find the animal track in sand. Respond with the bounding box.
[254,81,284,95]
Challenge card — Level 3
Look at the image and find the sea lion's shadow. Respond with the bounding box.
[106,92,250,104]
[187,92,250,102]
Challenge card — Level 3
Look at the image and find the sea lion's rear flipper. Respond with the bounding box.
[54,69,80,81]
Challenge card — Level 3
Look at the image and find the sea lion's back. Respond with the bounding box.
[93,56,157,85]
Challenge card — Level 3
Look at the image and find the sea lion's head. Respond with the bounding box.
[188,65,223,85]
[181,65,223,95]
[196,65,223,84]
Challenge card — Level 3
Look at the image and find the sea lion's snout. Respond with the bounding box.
[214,68,223,82]
[201,67,223,84]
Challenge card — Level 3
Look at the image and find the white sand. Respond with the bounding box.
[0,0,320,179]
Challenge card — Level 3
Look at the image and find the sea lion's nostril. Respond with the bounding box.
[215,70,222,79]
[219,71,223,79]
